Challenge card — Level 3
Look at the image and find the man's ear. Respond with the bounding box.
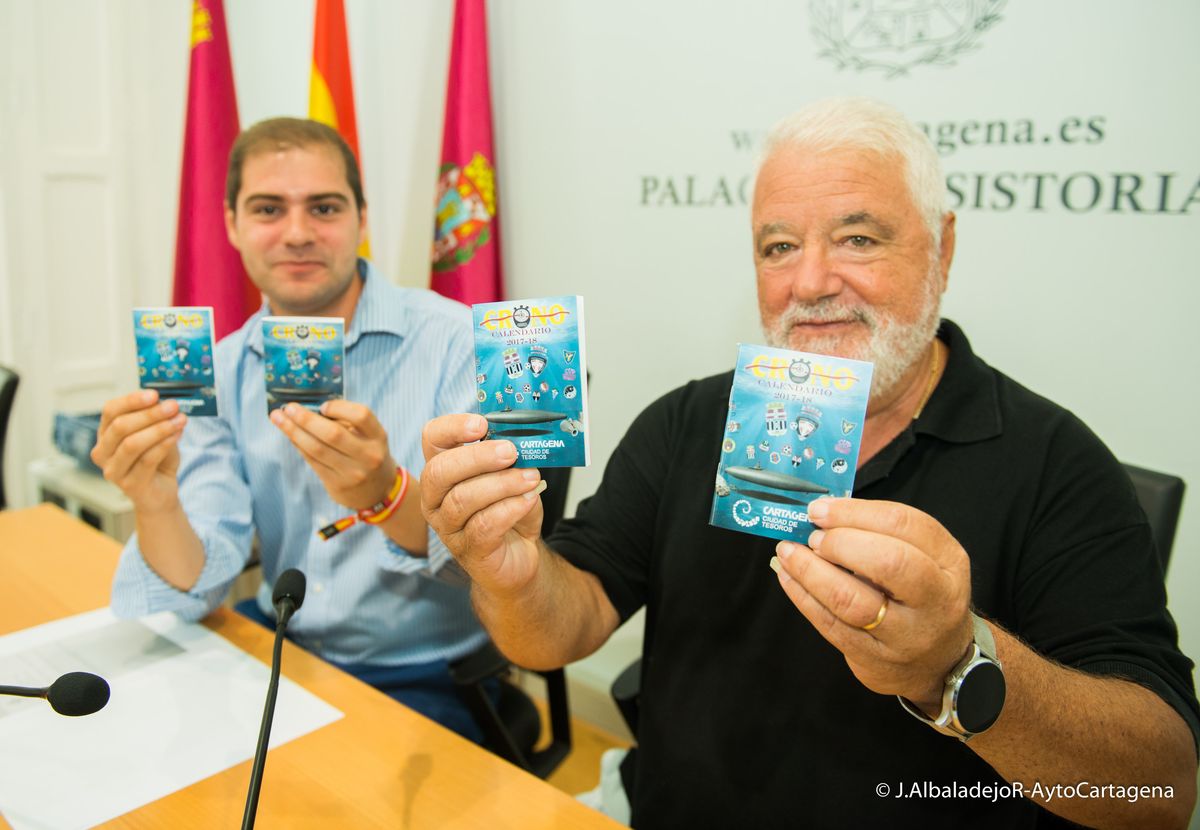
[938,211,956,292]
[224,202,239,249]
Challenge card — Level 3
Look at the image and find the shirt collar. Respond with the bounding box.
[344,258,408,347]
[913,318,1002,444]
[246,259,405,356]
[857,319,1002,488]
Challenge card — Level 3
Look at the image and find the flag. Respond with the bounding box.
[310,0,369,257]
[173,0,258,341]
[431,0,504,305]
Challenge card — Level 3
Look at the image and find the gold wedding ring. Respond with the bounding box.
[861,597,889,632]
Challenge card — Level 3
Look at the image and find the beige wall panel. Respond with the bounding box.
[34,0,108,153]
[42,176,120,390]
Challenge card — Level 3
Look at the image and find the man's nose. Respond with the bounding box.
[789,246,843,303]
[282,210,315,246]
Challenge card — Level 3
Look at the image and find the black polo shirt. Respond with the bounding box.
[551,320,1198,829]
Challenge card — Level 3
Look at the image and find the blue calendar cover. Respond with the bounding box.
[261,316,345,414]
[710,344,874,541]
[472,296,589,468]
[132,307,218,416]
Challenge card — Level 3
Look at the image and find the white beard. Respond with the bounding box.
[763,271,942,401]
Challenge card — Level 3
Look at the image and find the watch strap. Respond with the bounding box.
[971,612,998,662]
[897,613,1003,742]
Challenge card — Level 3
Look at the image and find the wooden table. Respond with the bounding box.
[0,505,621,829]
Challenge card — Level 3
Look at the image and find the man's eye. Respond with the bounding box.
[253,205,279,216]
[845,235,874,248]
[312,204,339,216]
[763,242,795,257]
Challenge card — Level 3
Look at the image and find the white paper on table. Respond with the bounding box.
[0,608,344,830]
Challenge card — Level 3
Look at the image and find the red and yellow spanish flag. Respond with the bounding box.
[431,0,504,305]
[309,0,369,257]
[173,0,258,340]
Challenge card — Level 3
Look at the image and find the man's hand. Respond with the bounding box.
[772,497,974,709]
[420,414,546,595]
[91,390,185,513]
[269,400,399,511]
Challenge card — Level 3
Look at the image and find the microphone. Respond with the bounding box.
[0,672,110,716]
[271,567,306,627]
[242,569,306,830]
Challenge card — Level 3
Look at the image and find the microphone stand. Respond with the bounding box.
[241,616,288,830]
[241,569,303,830]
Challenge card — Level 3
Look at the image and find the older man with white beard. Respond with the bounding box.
[419,98,1198,829]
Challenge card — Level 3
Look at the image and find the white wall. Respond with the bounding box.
[1,0,141,514]
[2,1,1197,808]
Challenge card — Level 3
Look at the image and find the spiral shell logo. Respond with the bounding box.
[732,500,761,528]
[809,0,1007,78]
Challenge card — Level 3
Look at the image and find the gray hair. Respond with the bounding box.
[757,97,946,247]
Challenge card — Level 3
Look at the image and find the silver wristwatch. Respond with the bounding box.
[898,613,1006,741]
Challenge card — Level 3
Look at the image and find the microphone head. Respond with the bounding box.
[272,568,307,613]
[47,672,110,716]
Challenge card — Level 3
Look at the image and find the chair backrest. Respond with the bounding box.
[1122,462,1185,575]
[0,365,20,511]
[611,656,643,736]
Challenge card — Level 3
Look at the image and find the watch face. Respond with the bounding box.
[956,661,1007,734]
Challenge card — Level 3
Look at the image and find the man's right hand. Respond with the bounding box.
[421,414,547,596]
[91,390,186,513]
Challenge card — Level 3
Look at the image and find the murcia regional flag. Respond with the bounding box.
[431,0,504,306]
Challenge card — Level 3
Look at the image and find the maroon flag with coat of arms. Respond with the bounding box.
[431,0,504,305]
[173,0,258,340]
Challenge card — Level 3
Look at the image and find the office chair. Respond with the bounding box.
[610,462,1189,738]
[0,365,19,511]
[611,655,643,736]
[450,463,574,778]
[1121,462,1186,575]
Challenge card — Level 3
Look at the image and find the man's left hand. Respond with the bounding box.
[270,400,397,511]
[773,497,974,710]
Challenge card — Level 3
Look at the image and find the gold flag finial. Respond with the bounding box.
[191,1,214,49]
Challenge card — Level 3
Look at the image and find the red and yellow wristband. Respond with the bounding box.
[317,465,411,541]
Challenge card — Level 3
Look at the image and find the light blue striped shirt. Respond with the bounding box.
[111,261,487,665]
